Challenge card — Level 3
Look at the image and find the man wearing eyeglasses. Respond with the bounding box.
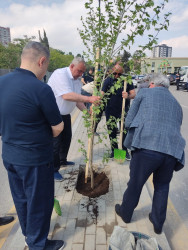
[101,64,136,160]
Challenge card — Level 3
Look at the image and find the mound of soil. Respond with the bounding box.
[76,171,109,198]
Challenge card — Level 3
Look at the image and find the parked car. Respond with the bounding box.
[131,76,137,88]
[136,75,145,83]
[131,75,145,88]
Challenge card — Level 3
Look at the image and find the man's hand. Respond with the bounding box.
[122,91,128,99]
[89,96,101,105]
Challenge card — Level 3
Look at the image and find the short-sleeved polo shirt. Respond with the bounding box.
[102,77,134,118]
[0,68,62,166]
[48,67,82,115]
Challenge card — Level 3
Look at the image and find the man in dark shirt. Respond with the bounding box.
[0,42,64,250]
[176,72,180,90]
[102,64,136,160]
[81,67,94,85]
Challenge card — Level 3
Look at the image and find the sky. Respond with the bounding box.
[0,0,188,58]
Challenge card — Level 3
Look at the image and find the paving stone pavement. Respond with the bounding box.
[1,110,171,250]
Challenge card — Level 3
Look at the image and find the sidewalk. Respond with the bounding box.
[0,110,178,250]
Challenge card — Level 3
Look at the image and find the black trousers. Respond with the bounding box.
[119,149,176,230]
[53,114,72,172]
[176,80,180,90]
[4,161,54,250]
[105,111,127,151]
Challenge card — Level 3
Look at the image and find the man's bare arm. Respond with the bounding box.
[62,92,100,104]
[81,77,86,85]
[51,121,64,137]
[76,102,87,111]
[122,89,136,99]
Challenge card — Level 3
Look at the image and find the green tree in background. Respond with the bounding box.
[13,35,36,50]
[0,42,21,69]
[48,48,74,72]
[0,35,36,69]
[132,50,147,73]
[0,33,78,72]
[38,29,50,49]
[121,50,132,73]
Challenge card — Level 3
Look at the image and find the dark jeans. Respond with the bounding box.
[4,161,54,250]
[53,114,72,172]
[81,89,92,110]
[120,149,176,230]
[176,80,180,90]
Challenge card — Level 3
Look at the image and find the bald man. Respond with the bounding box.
[0,42,64,250]
[101,64,136,159]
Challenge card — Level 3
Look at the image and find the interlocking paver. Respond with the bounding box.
[85,234,95,250]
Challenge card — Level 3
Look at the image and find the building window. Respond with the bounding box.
[152,62,155,67]
[167,67,171,73]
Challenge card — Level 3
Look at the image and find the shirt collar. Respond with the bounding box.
[15,68,37,78]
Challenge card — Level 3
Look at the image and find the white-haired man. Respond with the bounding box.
[48,57,100,181]
[116,73,185,234]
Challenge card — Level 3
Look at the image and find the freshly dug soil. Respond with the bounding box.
[76,170,109,198]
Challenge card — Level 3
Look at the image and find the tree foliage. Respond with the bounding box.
[131,49,147,72]
[48,48,74,72]
[121,50,132,73]
[77,0,172,176]
[0,34,76,71]
[13,35,36,50]
[79,0,171,78]
[39,29,50,49]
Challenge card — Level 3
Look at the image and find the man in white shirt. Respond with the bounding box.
[48,57,100,181]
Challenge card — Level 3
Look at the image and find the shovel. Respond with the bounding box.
[114,79,127,163]
[54,198,62,216]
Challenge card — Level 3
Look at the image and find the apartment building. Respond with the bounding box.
[0,26,11,46]
[152,44,172,58]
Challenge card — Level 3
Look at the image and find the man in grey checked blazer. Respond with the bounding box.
[115,73,186,234]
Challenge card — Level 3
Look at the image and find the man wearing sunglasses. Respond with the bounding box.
[101,64,136,160]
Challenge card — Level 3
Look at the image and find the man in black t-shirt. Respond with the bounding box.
[102,64,136,159]
[176,72,180,90]
[81,68,94,85]
[0,42,64,250]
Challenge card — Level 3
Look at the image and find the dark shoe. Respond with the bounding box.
[115,204,121,217]
[0,216,14,226]
[54,172,63,182]
[125,150,131,161]
[44,239,65,250]
[149,213,162,234]
[60,161,75,166]
[115,204,130,223]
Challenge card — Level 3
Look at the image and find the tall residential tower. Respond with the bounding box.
[152,44,172,58]
[0,26,11,46]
